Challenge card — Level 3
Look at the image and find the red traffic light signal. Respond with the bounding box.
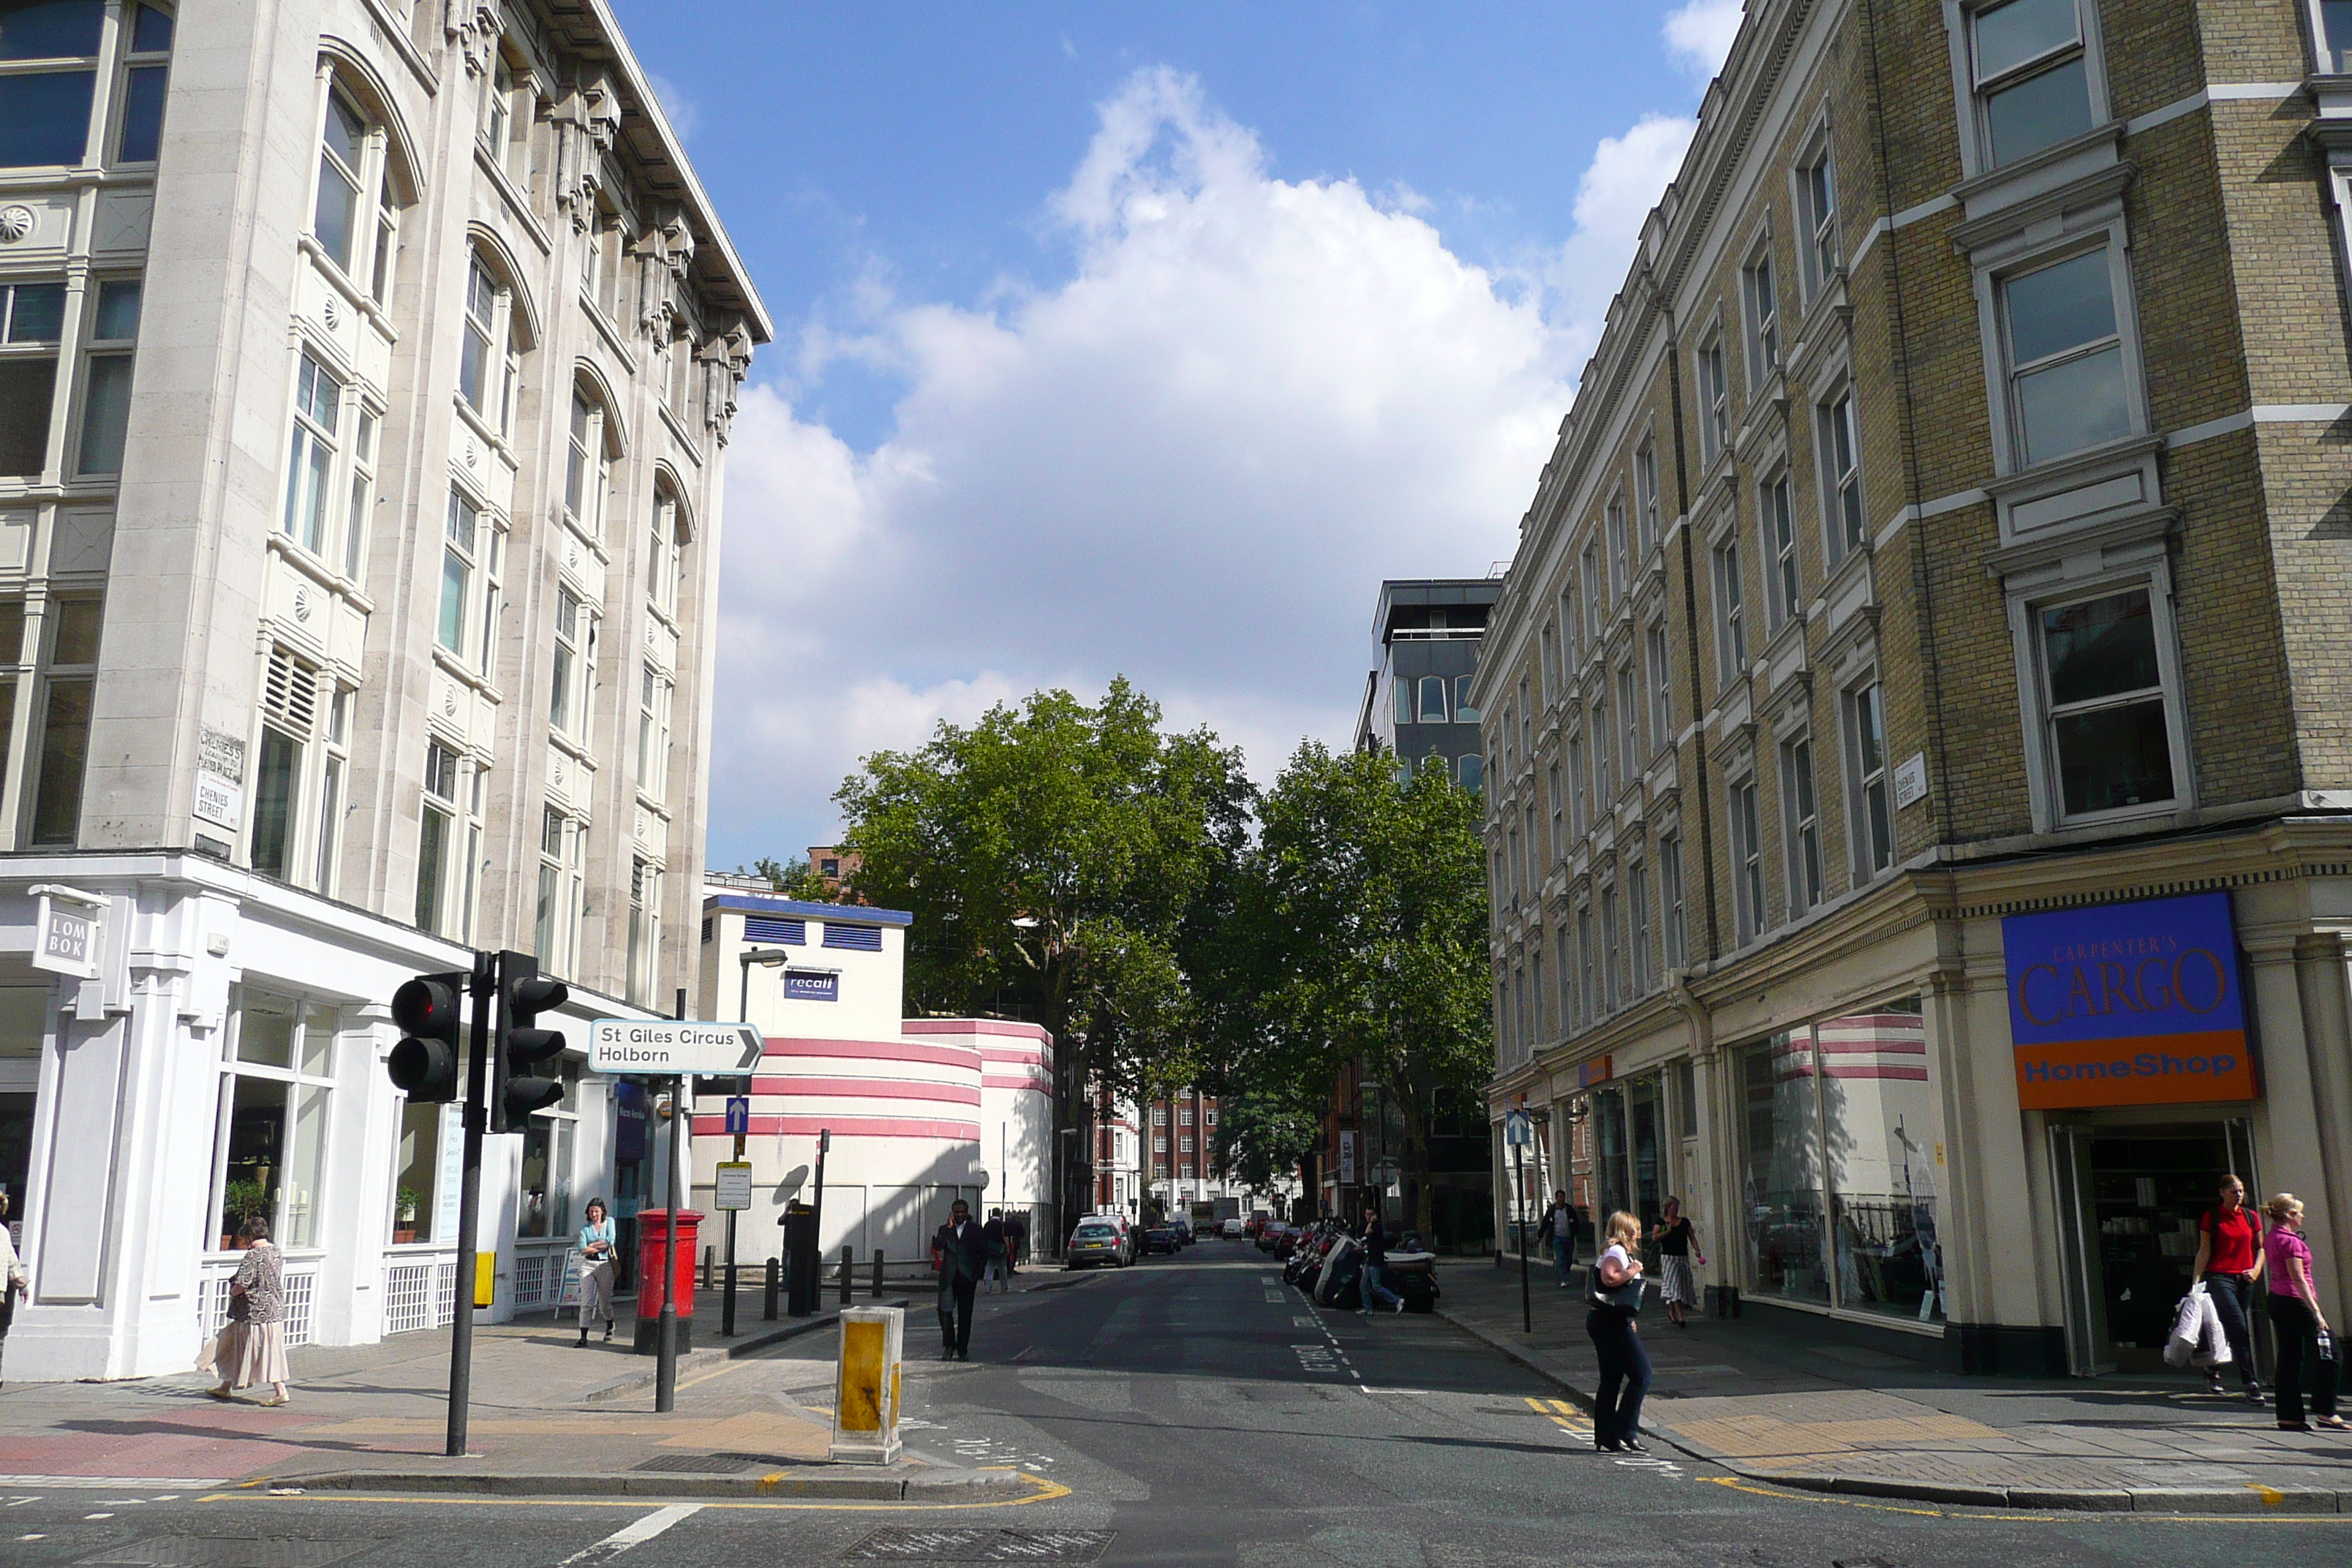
[491,952,570,1134]
[386,973,468,1103]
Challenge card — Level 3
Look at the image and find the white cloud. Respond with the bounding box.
[1662,0,1744,80]
[709,68,1575,863]
[1545,113,1696,357]
[647,72,698,140]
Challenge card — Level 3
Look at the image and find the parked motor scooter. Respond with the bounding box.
[1382,1229,1441,1313]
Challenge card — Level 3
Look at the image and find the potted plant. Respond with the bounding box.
[393,1185,422,1245]
[220,1179,269,1249]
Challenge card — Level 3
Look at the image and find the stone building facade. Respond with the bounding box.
[1480,0,2352,1375]
[0,0,765,1377]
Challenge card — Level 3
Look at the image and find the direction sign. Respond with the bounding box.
[725,1096,751,1137]
[1504,1109,1533,1147]
[588,1019,762,1076]
[715,1161,753,1212]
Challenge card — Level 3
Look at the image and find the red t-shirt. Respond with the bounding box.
[2201,1205,2259,1275]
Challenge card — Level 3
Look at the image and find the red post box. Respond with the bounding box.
[633,1208,704,1354]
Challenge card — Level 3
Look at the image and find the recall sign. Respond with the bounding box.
[2002,890,2255,1110]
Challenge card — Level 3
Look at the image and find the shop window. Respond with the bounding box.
[1673,1058,1697,1139]
[0,0,99,167]
[1967,0,2093,169]
[516,1060,580,1238]
[1820,1000,1942,1321]
[214,992,337,1251]
[390,1099,443,1243]
[1738,1030,1830,1304]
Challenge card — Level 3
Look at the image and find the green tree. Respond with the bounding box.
[1230,742,1490,1237]
[749,855,838,902]
[834,680,1254,1216]
[1211,1088,1322,1199]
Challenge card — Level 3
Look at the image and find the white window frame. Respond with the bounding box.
[1568,730,1588,835]
[1627,857,1651,997]
[1793,127,1840,304]
[1605,495,1629,602]
[1711,532,1747,681]
[2008,569,2192,830]
[2315,0,2352,73]
[1946,0,2111,178]
[1646,622,1672,755]
[1762,470,1801,632]
[1580,541,1605,642]
[1780,736,1825,917]
[1659,832,1686,970]
[1986,238,2144,475]
[1742,234,1780,385]
[1696,333,1730,464]
[1842,679,1896,882]
[458,252,521,438]
[1730,774,1765,944]
[1634,440,1661,555]
[211,990,340,1254]
[1590,696,1613,810]
[1616,663,1640,789]
[1817,388,1868,566]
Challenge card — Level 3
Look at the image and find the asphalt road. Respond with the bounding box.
[7,1242,2351,1566]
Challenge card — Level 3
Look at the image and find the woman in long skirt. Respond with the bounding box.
[1652,1196,1706,1329]
[576,1197,618,1345]
[200,1214,290,1405]
[0,1192,28,1388]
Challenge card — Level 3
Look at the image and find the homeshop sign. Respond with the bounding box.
[2001,890,2255,1109]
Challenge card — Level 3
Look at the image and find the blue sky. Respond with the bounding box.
[606,1,1744,872]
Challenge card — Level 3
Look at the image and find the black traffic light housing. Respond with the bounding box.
[386,972,469,1103]
[492,951,570,1134]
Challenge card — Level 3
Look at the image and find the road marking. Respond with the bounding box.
[197,1472,1074,1513]
[555,1502,705,1564]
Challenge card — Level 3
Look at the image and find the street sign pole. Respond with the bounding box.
[1515,1136,1531,1334]
[655,991,685,1414]
[446,948,494,1458]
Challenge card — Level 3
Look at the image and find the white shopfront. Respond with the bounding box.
[1,854,659,1382]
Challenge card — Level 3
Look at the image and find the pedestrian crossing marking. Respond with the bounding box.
[1524,1395,1592,1436]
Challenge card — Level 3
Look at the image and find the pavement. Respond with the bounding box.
[0,1270,1074,1499]
[1436,1251,2352,1511]
[1,1244,2348,1567]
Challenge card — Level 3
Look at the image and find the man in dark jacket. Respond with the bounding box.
[1358,1203,1403,1313]
[932,1200,987,1360]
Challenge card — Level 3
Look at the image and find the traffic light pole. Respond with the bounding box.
[656,992,686,1413]
[446,949,494,1458]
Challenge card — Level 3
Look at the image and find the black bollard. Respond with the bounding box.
[839,1243,853,1306]
[764,1254,780,1321]
[872,1248,884,1298]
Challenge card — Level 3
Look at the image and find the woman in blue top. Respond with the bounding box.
[577,1197,617,1346]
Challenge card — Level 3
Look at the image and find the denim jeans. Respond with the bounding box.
[1553,1237,1576,1284]
[1587,1308,1652,1446]
[2204,1273,2259,1387]
[1360,1260,1402,1311]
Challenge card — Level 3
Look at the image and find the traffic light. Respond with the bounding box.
[386,972,468,1102]
[491,951,570,1133]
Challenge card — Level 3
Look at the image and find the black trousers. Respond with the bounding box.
[2204,1273,2259,1387]
[938,1271,978,1353]
[2267,1294,2339,1427]
[1586,1308,1651,1446]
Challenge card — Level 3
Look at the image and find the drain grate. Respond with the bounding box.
[841,1528,1117,1561]
[76,1539,386,1568]
[630,1452,777,1474]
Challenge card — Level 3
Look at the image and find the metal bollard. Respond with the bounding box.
[872,1248,885,1299]
[764,1255,780,1321]
[701,1244,714,1290]
[839,1243,853,1306]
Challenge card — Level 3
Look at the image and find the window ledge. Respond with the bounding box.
[1950,143,2133,255]
[657,399,704,465]
[264,535,375,617]
[430,644,501,704]
[295,235,398,344]
[451,393,518,472]
[581,293,637,367]
[360,0,440,92]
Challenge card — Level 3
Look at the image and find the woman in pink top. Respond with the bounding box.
[2263,1193,2342,1432]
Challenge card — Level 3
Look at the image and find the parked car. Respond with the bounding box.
[1221,1217,1245,1238]
[1255,1222,1286,1253]
[1171,1219,1194,1246]
[1140,1225,1177,1256]
[1067,1218,1128,1268]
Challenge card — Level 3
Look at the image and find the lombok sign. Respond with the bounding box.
[2002,891,2255,1109]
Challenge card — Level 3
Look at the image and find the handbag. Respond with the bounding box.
[1589,1273,1646,1314]
[226,1289,252,1324]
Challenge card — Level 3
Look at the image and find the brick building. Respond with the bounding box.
[1480,0,2352,1377]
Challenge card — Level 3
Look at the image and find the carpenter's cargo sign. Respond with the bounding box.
[2002,891,2255,1109]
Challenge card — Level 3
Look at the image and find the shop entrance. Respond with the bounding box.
[2051,1117,2254,1376]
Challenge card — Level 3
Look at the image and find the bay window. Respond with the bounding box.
[1999,246,2131,467]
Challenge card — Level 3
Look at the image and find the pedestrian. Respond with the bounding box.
[931,1199,987,1360]
[1652,1196,1706,1329]
[1586,1210,1653,1453]
[1357,1203,1404,1314]
[1539,1190,1579,1288]
[982,1208,1011,1294]
[200,1214,291,1406]
[0,1192,26,1389]
[2190,1173,2264,1403]
[2262,1192,2345,1432]
[576,1197,618,1346]
[1004,1210,1026,1276]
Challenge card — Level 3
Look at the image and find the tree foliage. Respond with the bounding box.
[835,679,1253,1105]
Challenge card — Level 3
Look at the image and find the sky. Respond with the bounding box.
[605,1,1746,873]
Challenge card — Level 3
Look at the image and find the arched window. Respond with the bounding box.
[312,81,402,306]
[1418,674,1448,724]
[459,246,525,437]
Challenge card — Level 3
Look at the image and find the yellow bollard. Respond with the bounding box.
[830,1305,904,1463]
